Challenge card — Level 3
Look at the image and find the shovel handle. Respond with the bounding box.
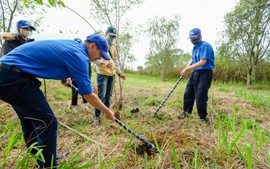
[68,83,159,153]
[114,118,159,153]
[154,76,183,116]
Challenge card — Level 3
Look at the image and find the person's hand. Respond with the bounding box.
[180,68,188,77]
[102,60,112,68]
[119,74,126,80]
[60,78,72,87]
[107,63,112,69]
[104,110,115,122]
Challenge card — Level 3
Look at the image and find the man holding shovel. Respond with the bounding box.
[178,28,215,125]
[0,34,115,168]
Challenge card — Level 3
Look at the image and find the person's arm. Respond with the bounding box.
[83,93,115,122]
[186,59,193,67]
[180,59,207,77]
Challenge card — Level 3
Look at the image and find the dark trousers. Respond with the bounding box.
[71,62,91,106]
[183,70,213,119]
[0,65,58,168]
[71,80,87,105]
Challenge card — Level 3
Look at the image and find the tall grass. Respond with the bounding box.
[133,59,270,83]
[0,121,45,169]
[171,139,179,169]
[216,112,270,168]
[1,73,270,168]
[242,143,252,169]
[192,149,200,169]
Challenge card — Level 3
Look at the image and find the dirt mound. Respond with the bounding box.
[133,130,206,156]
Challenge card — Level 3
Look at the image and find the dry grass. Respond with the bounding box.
[0,73,269,168]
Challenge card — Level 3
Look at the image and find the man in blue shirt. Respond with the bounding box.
[0,34,115,168]
[178,28,215,125]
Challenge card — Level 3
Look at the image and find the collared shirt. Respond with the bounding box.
[0,40,92,95]
[192,40,215,70]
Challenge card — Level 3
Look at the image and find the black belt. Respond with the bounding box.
[0,63,24,73]
[194,69,212,72]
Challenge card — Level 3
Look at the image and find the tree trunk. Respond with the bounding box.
[118,76,123,110]
[246,63,256,86]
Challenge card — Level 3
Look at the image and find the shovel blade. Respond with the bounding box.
[114,111,121,120]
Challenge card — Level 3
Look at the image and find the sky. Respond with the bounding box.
[31,0,239,69]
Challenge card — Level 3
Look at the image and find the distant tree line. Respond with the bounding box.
[132,57,270,84]
[133,0,270,85]
[5,0,270,85]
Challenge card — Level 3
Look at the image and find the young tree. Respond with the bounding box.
[0,0,49,32]
[90,0,143,67]
[20,0,142,67]
[89,0,143,108]
[218,0,270,86]
[145,15,181,81]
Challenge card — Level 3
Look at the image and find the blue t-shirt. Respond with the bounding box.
[0,40,92,95]
[192,40,215,70]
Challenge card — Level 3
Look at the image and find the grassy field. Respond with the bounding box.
[0,72,270,169]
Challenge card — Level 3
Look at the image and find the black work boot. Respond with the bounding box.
[200,118,210,125]
[178,112,188,119]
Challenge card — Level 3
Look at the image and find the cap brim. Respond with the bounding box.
[20,25,36,31]
[189,35,199,39]
[101,51,111,60]
[108,33,116,36]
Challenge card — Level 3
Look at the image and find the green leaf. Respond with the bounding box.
[58,0,65,7]
[77,162,98,169]
[48,0,56,7]
[35,0,43,5]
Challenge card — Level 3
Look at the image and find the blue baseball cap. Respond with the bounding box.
[16,20,36,31]
[86,34,111,60]
[189,28,201,38]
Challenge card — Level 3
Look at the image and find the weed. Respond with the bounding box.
[242,143,252,169]
[171,139,179,169]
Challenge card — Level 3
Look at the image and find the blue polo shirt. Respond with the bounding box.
[192,40,215,70]
[0,40,92,95]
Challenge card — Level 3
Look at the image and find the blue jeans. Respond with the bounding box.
[183,70,213,119]
[0,65,58,168]
[94,74,115,118]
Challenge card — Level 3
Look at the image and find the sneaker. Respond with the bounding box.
[201,118,210,125]
[83,105,90,112]
[70,106,78,113]
[92,118,101,128]
[56,151,69,160]
[178,112,187,119]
